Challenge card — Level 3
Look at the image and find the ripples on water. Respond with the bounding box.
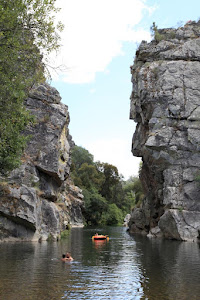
[0,227,200,300]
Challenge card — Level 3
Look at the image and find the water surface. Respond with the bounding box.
[0,226,199,299]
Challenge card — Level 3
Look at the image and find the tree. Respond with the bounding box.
[150,22,164,42]
[0,0,63,173]
[82,188,108,225]
[71,146,128,226]
[77,163,104,190]
[71,146,94,171]
[122,175,144,210]
[97,162,121,202]
[101,203,123,226]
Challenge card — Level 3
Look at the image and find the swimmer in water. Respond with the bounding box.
[61,253,73,262]
[65,252,74,261]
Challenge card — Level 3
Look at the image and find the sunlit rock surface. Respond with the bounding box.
[0,83,83,241]
[129,21,200,242]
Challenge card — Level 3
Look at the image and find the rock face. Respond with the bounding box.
[123,214,131,227]
[0,83,83,241]
[129,21,200,242]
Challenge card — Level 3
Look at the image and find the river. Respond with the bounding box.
[0,226,199,300]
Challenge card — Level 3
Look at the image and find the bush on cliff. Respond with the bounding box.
[150,22,164,42]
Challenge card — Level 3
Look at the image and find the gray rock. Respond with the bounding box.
[0,84,84,241]
[159,209,200,241]
[129,21,200,242]
[147,226,162,238]
[123,214,131,226]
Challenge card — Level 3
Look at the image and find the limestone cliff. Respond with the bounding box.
[0,83,83,241]
[129,21,200,242]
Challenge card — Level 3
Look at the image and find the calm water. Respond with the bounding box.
[0,226,200,300]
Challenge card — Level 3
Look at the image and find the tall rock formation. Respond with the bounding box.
[0,83,83,241]
[129,21,200,242]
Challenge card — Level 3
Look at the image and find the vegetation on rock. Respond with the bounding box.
[150,22,164,42]
[150,22,176,42]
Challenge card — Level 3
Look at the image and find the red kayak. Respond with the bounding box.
[92,235,109,241]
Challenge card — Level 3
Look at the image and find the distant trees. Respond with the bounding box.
[71,146,104,190]
[122,175,144,209]
[0,0,63,173]
[96,162,121,201]
[71,146,144,226]
[71,146,94,170]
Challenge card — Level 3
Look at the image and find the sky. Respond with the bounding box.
[50,0,200,179]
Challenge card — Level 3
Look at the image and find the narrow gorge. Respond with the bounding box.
[1,21,200,243]
[0,84,83,241]
[129,21,200,242]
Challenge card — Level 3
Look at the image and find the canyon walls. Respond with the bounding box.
[0,83,83,241]
[129,21,200,241]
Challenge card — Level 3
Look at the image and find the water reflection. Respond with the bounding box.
[92,239,107,250]
[133,235,200,300]
[0,227,199,299]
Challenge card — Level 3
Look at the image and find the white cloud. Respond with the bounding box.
[52,0,153,83]
[85,138,141,179]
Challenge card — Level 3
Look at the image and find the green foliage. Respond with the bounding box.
[123,175,144,209]
[71,146,125,225]
[150,22,176,43]
[196,175,200,181]
[71,146,104,191]
[0,103,34,172]
[71,146,144,226]
[178,207,183,212]
[195,171,200,185]
[0,0,63,174]
[168,31,176,39]
[71,146,94,170]
[150,22,164,42]
[96,162,121,202]
[77,163,104,190]
[60,230,70,239]
[101,203,123,226]
[83,189,123,226]
[82,188,108,225]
